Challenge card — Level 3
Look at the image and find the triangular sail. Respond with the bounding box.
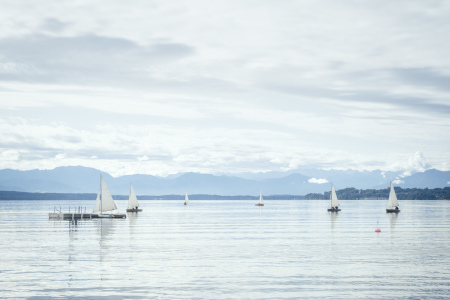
[387,183,399,208]
[93,188,101,213]
[99,176,118,212]
[127,184,140,209]
[330,184,340,207]
[259,192,264,204]
[184,193,189,204]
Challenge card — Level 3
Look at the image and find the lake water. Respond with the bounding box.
[0,199,449,299]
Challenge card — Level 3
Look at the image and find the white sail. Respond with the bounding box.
[259,192,264,205]
[100,176,118,212]
[127,184,140,209]
[184,193,189,204]
[93,175,118,213]
[93,188,101,213]
[387,182,399,208]
[330,184,340,207]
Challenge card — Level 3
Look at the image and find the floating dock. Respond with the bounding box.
[48,206,126,219]
[48,212,98,220]
[49,206,99,220]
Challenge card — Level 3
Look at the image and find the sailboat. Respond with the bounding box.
[327,184,341,212]
[92,175,126,218]
[386,182,400,213]
[126,184,142,212]
[255,192,264,206]
[184,193,189,205]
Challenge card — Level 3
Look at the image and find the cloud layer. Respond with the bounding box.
[0,1,449,176]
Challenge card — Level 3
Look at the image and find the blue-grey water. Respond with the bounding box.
[1,199,449,299]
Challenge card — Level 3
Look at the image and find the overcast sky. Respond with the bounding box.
[0,0,449,177]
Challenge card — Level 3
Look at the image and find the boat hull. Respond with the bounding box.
[126,208,142,212]
[386,209,400,213]
[93,213,126,218]
[255,204,264,206]
[327,208,341,212]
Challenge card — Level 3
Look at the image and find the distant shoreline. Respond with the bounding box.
[0,191,302,200]
[1,187,449,200]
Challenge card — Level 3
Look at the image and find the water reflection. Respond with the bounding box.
[68,219,79,232]
[127,211,139,222]
[96,219,117,263]
[330,210,339,231]
[3,199,450,299]
[66,219,85,265]
[388,212,398,231]
[127,211,139,234]
[68,222,78,263]
[96,218,116,238]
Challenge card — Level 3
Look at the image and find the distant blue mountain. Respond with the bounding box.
[396,169,450,188]
[0,166,448,195]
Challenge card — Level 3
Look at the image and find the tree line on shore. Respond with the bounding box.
[0,191,302,200]
[304,187,450,200]
[0,187,449,200]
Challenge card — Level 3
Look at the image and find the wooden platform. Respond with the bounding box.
[48,213,126,219]
[49,213,96,220]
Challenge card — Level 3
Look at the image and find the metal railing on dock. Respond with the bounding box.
[49,206,95,220]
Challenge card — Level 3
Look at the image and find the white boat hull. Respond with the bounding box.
[94,213,126,219]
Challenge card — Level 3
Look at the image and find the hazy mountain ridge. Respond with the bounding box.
[0,166,449,195]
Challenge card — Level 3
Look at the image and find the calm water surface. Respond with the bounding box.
[0,200,449,299]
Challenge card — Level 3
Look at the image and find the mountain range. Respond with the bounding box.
[0,166,449,195]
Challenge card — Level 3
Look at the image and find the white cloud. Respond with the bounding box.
[0,2,449,176]
[55,153,67,159]
[400,171,411,178]
[308,178,329,184]
[1,149,20,161]
[396,151,431,177]
[392,179,404,184]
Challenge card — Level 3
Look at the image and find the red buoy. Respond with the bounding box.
[375,221,381,232]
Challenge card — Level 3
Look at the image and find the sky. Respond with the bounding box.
[0,0,449,177]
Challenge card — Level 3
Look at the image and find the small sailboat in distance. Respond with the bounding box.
[184,193,189,205]
[386,182,400,213]
[327,184,341,212]
[255,192,264,206]
[126,183,142,212]
[92,175,126,218]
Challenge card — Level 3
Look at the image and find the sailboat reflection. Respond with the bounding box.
[388,212,398,231]
[96,218,116,262]
[97,218,116,238]
[127,210,139,234]
[330,210,339,231]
